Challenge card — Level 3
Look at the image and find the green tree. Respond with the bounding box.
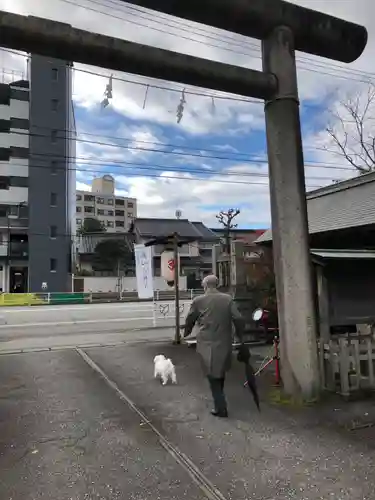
[77,217,106,235]
[93,239,133,274]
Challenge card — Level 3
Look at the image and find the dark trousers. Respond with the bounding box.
[207,376,227,413]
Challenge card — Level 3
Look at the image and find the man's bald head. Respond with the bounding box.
[202,274,219,291]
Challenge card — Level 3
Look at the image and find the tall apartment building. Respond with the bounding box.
[76,175,137,232]
[0,55,76,293]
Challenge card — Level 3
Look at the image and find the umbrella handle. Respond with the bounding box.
[244,337,281,385]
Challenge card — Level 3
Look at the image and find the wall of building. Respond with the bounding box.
[0,81,31,291]
[28,55,75,293]
[81,275,187,292]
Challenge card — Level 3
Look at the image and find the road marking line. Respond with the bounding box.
[0,317,159,328]
[0,300,192,314]
[0,337,174,355]
[76,348,228,500]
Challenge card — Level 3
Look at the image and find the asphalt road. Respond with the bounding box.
[0,302,190,352]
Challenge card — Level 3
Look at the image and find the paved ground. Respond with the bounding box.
[0,349,204,500]
[1,340,375,499]
[0,302,189,352]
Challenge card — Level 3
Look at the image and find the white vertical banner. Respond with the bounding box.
[134,244,154,299]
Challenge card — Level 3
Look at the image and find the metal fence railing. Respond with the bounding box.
[0,289,204,307]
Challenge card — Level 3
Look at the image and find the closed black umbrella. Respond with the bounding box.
[237,344,260,411]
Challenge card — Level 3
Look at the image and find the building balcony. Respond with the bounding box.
[9,241,28,258]
[151,242,198,257]
[0,216,28,229]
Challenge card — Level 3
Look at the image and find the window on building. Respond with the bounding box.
[50,225,57,238]
[127,202,134,208]
[50,192,57,206]
[9,177,28,188]
[51,130,58,143]
[128,212,133,218]
[51,160,58,175]
[10,147,28,159]
[0,148,10,162]
[116,220,125,227]
[10,88,29,102]
[115,198,125,206]
[84,206,94,213]
[10,118,29,130]
[84,194,95,202]
[51,68,59,81]
[0,85,10,105]
[76,206,82,213]
[0,177,9,190]
[97,209,104,215]
[50,258,57,272]
[107,210,114,216]
[7,205,18,217]
[76,194,82,201]
[107,199,114,205]
[115,209,125,217]
[107,220,114,228]
[96,197,104,204]
[51,98,59,111]
[0,119,10,133]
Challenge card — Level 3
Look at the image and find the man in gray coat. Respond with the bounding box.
[184,274,244,418]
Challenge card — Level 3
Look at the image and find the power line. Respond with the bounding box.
[59,0,261,61]
[11,122,358,168]
[8,128,357,172]
[92,0,262,54]
[60,0,375,86]
[2,3,374,96]
[3,37,373,115]
[98,0,373,82]
[0,47,259,104]
[4,156,327,187]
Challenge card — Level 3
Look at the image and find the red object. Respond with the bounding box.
[167,259,175,271]
[261,309,269,323]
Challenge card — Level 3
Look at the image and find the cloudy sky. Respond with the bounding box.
[0,0,374,228]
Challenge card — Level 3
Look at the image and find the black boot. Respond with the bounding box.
[208,377,228,417]
[211,409,228,418]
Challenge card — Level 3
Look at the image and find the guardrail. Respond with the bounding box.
[0,289,204,307]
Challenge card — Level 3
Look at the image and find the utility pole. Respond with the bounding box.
[216,208,240,287]
[145,233,193,345]
[173,233,180,344]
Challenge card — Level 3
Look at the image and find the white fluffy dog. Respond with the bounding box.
[153,354,177,385]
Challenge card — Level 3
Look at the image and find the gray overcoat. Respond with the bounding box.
[184,289,244,378]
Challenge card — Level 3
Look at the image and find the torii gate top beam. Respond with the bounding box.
[0,12,276,99]
[121,0,367,63]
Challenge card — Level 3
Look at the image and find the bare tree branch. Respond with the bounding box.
[325,84,375,174]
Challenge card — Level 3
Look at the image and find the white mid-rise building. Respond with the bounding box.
[76,175,137,232]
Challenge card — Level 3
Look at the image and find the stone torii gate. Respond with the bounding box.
[0,1,367,398]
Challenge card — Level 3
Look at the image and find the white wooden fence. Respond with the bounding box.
[319,333,375,396]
